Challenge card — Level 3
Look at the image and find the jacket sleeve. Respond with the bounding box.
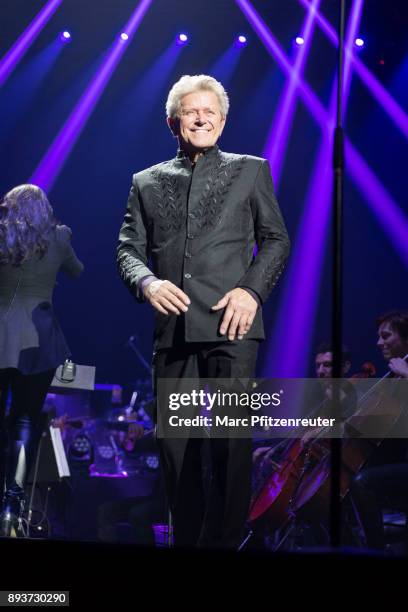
[58,225,84,278]
[236,160,290,304]
[117,176,154,303]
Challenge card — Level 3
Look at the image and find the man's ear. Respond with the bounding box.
[167,116,179,137]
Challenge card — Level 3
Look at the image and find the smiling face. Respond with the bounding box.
[167,89,225,156]
[377,321,408,361]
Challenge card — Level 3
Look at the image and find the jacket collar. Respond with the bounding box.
[176,144,220,163]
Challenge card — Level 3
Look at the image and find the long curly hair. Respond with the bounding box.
[0,184,57,266]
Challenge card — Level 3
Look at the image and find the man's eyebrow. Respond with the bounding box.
[181,106,217,110]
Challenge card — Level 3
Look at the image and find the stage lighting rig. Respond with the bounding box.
[177,33,189,45]
[60,30,71,43]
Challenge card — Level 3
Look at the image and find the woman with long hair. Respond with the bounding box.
[0,183,83,536]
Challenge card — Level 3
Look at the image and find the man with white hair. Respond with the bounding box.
[117,75,290,548]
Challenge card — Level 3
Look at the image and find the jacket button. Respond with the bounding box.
[185,252,192,258]
[184,273,192,279]
[187,233,194,239]
[188,213,195,219]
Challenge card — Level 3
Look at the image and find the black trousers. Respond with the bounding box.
[153,339,259,549]
[0,368,55,499]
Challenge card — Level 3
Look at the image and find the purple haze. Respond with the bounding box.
[31,0,153,192]
[0,0,63,88]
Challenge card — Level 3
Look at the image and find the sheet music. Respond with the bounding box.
[49,426,71,478]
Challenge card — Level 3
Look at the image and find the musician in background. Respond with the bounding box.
[350,311,408,551]
[253,342,354,465]
[315,342,352,379]
[250,343,356,549]
[0,184,83,536]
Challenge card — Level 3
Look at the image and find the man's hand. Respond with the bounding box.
[300,428,320,448]
[253,446,282,471]
[144,279,190,315]
[211,288,258,341]
[389,358,408,379]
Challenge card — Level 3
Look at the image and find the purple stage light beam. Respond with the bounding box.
[267,0,364,376]
[236,0,408,268]
[298,0,408,139]
[346,140,408,268]
[31,0,153,191]
[0,0,63,88]
[235,0,327,127]
[0,40,65,144]
[262,0,321,188]
[271,138,333,376]
[342,0,364,115]
[116,38,185,131]
[239,0,408,373]
[209,43,245,84]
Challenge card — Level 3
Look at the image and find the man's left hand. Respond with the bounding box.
[211,288,258,341]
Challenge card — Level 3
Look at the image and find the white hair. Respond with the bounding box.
[166,74,230,119]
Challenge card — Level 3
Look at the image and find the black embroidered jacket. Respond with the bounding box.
[117,145,290,349]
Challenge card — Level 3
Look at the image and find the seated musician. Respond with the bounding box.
[249,344,356,549]
[350,311,408,552]
[253,343,354,467]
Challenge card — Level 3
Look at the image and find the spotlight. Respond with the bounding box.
[236,34,247,46]
[177,33,189,45]
[68,433,93,464]
[120,32,129,41]
[60,30,71,43]
[71,434,91,456]
[295,36,304,46]
[146,455,159,470]
[355,37,365,48]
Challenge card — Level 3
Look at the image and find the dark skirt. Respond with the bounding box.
[0,298,70,375]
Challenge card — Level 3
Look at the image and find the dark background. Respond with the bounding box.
[1,0,407,385]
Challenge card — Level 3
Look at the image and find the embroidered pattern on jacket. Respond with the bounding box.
[194,156,247,235]
[261,255,287,292]
[118,252,141,287]
[151,167,185,234]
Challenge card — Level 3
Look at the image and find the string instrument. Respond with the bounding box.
[249,437,308,530]
[249,389,337,530]
[292,354,408,518]
[249,355,408,532]
[51,414,89,430]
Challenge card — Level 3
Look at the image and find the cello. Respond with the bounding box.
[248,355,408,538]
